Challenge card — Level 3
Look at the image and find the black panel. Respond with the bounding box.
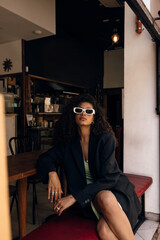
[156,44,160,114]
[25,33,102,89]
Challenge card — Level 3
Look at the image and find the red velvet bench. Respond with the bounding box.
[21,173,152,240]
[125,173,153,233]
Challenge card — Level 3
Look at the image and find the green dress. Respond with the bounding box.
[84,160,100,219]
[84,160,122,220]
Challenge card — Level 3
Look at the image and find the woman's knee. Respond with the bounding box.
[94,190,118,214]
[94,191,116,207]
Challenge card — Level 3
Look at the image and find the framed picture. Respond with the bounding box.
[26,114,34,127]
[0,78,7,93]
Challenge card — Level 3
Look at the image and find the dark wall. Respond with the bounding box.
[25,32,103,90]
[25,0,104,92]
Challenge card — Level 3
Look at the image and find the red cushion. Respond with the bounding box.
[22,173,153,240]
[125,173,153,198]
[22,213,99,240]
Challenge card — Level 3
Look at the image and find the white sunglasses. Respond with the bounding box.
[73,107,95,115]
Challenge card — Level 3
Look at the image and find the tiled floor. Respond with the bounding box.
[135,221,159,240]
[10,182,159,240]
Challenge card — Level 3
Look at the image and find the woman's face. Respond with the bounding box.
[74,102,95,127]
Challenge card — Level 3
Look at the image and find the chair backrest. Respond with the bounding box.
[9,136,38,155]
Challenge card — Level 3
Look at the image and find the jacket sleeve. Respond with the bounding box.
[36,144,64,178]
[73,134,121,208]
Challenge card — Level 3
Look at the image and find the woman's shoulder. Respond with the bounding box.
[94,132,116,142]
[90,132,116,153]
[94,132,116,149]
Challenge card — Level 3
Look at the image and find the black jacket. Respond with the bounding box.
[37,132,141,228]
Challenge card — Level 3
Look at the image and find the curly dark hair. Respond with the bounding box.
[53,94,114,145]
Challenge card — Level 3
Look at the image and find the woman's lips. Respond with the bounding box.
[79,117,87,121]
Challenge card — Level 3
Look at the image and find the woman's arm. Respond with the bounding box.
[48,171,76,215]
[48,171,63,201]
[36,144,64,178]
[53,195,76,216]
[37,144,64,201]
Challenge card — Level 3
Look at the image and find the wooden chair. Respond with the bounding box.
[9,184,18,213]
[9,136,43,224]
[9,136,38,155]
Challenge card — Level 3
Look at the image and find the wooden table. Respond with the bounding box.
[8,150,46,239]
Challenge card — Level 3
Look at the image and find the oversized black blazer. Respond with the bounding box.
[37,132,141,228]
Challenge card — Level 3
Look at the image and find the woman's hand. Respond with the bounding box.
[54,195,76,216]
[48,171,63,202]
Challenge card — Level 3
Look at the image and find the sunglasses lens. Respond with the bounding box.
[86,109,93,115]
[73,107,95,115]
[74,107,83,114]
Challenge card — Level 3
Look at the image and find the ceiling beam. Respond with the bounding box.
[125,0,160,43]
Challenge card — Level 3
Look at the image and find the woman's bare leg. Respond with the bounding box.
[93,190,135,240]
[97,216,118,240]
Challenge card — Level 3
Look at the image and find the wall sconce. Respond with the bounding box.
[136,17,143,34]
[154,10,160,21]
[111,28,119,44]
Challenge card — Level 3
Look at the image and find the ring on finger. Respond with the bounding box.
[57,207,60,211]
[51,192,54,196]
[55,191,58,194]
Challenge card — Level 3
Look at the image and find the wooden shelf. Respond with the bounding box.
[29,112,62,115]
[5,113,18,116]
[28,127,54,130]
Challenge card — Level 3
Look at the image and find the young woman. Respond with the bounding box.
[37,94,141,240]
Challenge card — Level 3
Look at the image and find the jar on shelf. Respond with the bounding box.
[37,117,43,127]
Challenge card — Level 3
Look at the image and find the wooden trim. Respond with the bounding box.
[0,72,22,78]
[126,0,160,43]
[28,76,32,113]
[28,74,86,89]
[22,39,26,136]
[9,169,37,182]
[0,95,12,240]
[33,112,62,115]
[5,114,18,116]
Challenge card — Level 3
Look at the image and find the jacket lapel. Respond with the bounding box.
[71,137,86,181]
[88,133,97,178]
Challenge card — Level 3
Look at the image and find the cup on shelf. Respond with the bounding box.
[53,104,59,112]
[49,121,54,128]
[43,120,48,128]
[37,117,43,127]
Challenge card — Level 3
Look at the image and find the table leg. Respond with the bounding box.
[17,177,27,238]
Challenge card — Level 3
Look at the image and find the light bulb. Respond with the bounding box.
[111,33,119,44]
